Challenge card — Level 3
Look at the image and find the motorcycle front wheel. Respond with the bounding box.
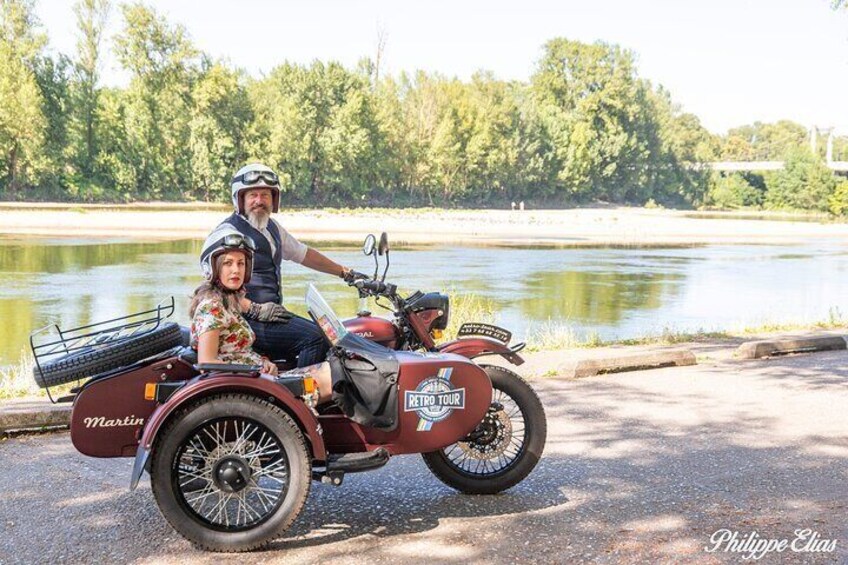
[150,393,311,552]
[422,364,547,494]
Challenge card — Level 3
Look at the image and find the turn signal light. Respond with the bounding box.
[431,329,444,340]
[144,383,156,401]
[303,376,316,394]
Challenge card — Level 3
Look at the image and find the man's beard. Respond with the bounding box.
[246,206,270,230]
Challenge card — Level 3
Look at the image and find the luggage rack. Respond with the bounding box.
[30,297,175,403]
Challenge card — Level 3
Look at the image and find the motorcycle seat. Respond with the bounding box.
[177,326,295,372]
[176,346,295,373]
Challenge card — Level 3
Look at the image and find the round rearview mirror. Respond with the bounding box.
[378,232,389,256]
[362,234,376,256]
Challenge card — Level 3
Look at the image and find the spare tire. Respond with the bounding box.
[33,322,183,388]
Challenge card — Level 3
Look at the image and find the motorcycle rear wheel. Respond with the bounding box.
[422,364,546,494]
[150,393,311,552]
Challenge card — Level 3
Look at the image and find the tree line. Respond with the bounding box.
[0,0,845,211]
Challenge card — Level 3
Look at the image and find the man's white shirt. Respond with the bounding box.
[243,215,308,264]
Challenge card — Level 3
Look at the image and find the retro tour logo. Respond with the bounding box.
[404,367,465,431]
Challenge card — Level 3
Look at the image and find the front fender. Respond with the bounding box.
[129,374,325,490]
[437,337,525,366]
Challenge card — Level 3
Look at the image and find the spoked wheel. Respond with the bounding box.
[151,394,310,552]
[422,365,546,494]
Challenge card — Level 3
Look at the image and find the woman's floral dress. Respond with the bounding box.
[190,298,265,365]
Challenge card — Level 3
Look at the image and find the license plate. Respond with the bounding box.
[457,323,512,345]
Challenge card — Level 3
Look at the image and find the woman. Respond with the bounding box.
[190,225,334,402]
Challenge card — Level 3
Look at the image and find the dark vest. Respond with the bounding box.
[222,212,284,304]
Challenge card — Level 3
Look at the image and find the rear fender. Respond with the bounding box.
[130,374,325,490]
[437,337,525,366]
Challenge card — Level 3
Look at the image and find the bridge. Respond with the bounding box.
[710,161,848,172]
[709,125,848,172]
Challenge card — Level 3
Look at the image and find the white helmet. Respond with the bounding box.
[200,224,256,285]
[231,163,281,214]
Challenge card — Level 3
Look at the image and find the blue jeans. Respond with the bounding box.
[248,315,329,368]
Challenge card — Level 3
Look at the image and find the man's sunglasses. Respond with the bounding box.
[222,233,257,252]
[232,170,280,186]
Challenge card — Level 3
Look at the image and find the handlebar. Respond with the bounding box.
[353,278,398,297]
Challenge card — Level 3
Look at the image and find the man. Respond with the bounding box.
[217,163,361,367]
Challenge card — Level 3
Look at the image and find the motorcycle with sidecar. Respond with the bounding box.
[29,237,546,553]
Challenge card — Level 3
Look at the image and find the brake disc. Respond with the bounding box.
[459,410,513,461]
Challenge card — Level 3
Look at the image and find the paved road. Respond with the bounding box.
[1,350,846,564]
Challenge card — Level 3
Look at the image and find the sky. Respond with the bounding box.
[35,0,848,135]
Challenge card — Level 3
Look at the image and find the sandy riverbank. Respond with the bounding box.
[1,203,848,246]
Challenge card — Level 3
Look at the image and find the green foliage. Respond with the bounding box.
[828,180,848,216]
[0,0,47,196]
[111,2,199,200]
[764,149,837,211]
[247,61,382,204]
[529,39,712,206]
[443,290,496,341]
[0,47,45,195]
[32,53,72,198]
[532,39,646,201]
[189,62,252,201]
[69,0,110,177]
[708,173,764,209]
[720,120,807,161]
[0,6,833,212]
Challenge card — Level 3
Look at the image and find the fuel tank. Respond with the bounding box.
[343,314,399,349]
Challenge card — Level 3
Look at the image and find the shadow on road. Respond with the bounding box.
[1,352,845,563]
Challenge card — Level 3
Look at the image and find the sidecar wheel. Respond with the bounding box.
[150,393,310,552]
[422,365,546,494]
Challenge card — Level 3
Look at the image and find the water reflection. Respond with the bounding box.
[2,237,848,367]
[519,270,683,324]
[0,238,201,274]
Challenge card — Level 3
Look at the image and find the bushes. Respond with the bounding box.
[707,153,845,215]
[764,150,836,212]
[708,173,764,209]
[828,181,848,216]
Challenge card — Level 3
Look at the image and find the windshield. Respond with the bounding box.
[305,283,348,346]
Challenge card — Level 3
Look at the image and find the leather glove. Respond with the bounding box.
[342,268,369,284]
[245,301,294,323]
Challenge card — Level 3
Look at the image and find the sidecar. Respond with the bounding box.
[33,286,526,552]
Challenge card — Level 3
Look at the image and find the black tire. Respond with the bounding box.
[422,364,546,495]
[33,322,182,388]
[150,394,311,552]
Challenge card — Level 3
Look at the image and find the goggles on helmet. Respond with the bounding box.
[221,233,257,252]
[232,170,280,187]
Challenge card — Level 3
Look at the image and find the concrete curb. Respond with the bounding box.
[0,400,70,434]
[570,349,697,378]
[736,336,847,359]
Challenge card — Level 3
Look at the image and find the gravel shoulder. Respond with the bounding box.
[2,205,848,246]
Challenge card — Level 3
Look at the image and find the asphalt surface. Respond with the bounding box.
[1,350,846,564]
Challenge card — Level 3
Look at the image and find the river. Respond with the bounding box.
[2,236,847,366]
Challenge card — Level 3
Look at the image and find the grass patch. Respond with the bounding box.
[0,352,76,401]
[0,353,39,400]
[524,321,601,351]
[443,290,497,341]
[524,307,847,352]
